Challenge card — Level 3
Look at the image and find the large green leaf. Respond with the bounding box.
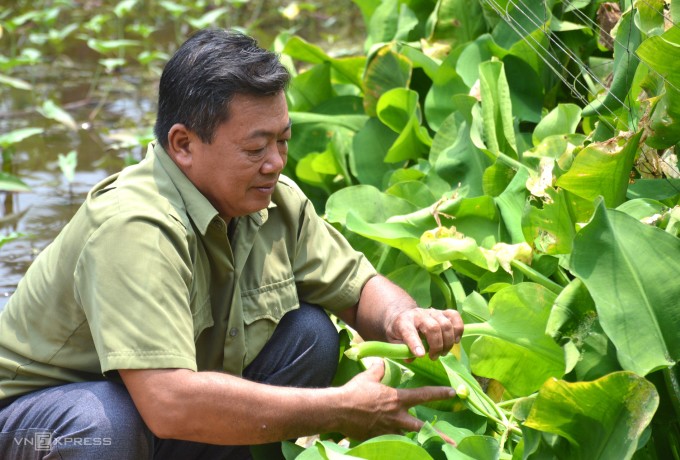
[287,63,333,112]
[571,200,680,376]
[556,131,642,208]
[431,108,490,198]
[347,436,433,460]
[465,283,565,396]
[636,24,680,91]
[363,44,413,116]
[427,0,486,47]
[376,88,432,162]
[524,372,659,460]
[532,104,582,146]
[364,0,419,51]
[424,52,471,131]
[478,61,517,158]
[283,36,365,88]
[349,118,398,187]
[522,187,577,255]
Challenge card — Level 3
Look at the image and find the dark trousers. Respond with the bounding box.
[0,303,339,459]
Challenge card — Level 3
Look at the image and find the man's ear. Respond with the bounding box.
[167,123,195,171]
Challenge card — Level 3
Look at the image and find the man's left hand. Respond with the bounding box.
[385,307,464,360]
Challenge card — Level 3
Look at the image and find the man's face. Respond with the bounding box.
[184,91,291,221]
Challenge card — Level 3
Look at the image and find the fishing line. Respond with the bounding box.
[483,0,623,124]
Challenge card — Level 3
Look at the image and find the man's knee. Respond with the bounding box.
[52,381,152,456]
[1,381,152,459]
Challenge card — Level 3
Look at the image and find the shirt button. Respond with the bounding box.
[229,327,239,337]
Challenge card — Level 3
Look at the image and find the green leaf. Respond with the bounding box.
[456,435,500,460]
[465,283,565,396]
[0,73,33,90]
[347,436,433,459]
[0,172,31,192]
[349,118,398,187]
[522,187,577,255]
[58,150,78,183]
[571,200,680,376]
[440,354,504,421]
[636,24,680,91]
[186,7,228,29]
[363,44,412,117]
[283,36,365,88]
[428,0,486,46]
[524,372,659,460]
[503,54,543,123]
[38,100,78,131]
[87,38,141,54]
[532,104,582,146]
[424,48,471,131]
[431,109,490,198]
[478,61,517,158]
[288,63,333,112]
[556,131,642,208]
[377,88,432,163]
[0,127,43,149]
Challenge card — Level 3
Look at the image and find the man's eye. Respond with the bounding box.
[247,147,266,155]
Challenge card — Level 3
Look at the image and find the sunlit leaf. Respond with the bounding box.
[556,131,642,208]
[465,283,565,396]
[0,73,32,90]
[38,100,78,131]
[571,200,680,376]
[87,38,141,54]
[524,372,659,459]
[0,127,43,148]
[479,61,517,158]
[0,172,31,192]
[363,44,412,117]
[186,7,228,29]
[58,150,78,183]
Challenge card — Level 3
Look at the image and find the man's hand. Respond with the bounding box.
[336,360,456,440]
[340,275,464,361]
[385,307,463,360]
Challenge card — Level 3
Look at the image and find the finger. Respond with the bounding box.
[414,312,445,358]
[397,386,456,408]
[442,309,465,343]
[397,319,427,358]
[363,359,386,382]
[425,309,456,359]
[397,414,425,435]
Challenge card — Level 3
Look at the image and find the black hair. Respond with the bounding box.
[154,29,290,148]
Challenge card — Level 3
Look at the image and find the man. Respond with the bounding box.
[0,29,463,459]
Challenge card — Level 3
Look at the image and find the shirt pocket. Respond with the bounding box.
[240,276,299,365]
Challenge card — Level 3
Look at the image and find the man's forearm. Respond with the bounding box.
[122,368,343,445]
[339,275,419,342]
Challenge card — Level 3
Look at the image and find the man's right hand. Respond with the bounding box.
[335,360,456,440]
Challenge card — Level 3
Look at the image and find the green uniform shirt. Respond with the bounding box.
[0,142,376,401]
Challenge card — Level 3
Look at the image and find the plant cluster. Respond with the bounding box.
[274,0,680,459]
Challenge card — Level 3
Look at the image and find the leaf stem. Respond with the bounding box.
[511,260,563,294]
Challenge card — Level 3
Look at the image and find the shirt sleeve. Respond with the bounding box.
[74,213,198,374]
[292,198,377,313]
